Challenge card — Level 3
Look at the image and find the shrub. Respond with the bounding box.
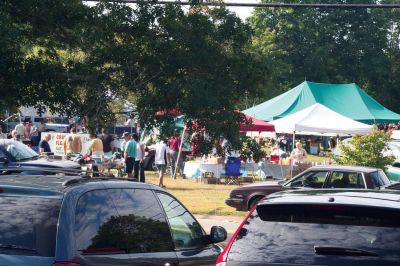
[240,136,266,162]
[334,130,395,170]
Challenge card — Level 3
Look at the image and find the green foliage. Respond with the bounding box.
[247,0,400,113]
[240,136,266,162]
[1,1,259,145]
[335,130,395,170]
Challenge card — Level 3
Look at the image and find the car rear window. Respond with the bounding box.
[227,204,400,264]
[370,170,391,188]
[0,196,61,257]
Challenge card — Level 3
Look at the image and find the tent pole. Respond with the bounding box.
[174,126,186,179]
[290,131,295,179]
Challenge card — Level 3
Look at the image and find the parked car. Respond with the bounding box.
[217,189,400,266]
[386,160,400,182]
[225,165,392,211]
[0,139,80,173]
[0,173,227,266]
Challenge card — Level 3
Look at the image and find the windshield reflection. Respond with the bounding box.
[4,142,38,161]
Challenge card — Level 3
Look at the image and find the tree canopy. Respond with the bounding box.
[246,0,400,113]
[1,0,260,148]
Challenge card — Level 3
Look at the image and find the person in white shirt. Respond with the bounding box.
[155,137,169,188]
[14,122,26,141]
[291,142,308,165]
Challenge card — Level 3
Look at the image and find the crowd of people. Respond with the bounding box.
[0,120,46,145]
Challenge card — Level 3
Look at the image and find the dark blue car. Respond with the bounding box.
[0,174,227,266]
[0,139,80,173]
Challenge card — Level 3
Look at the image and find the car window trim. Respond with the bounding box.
[155,191,207,251]
[321,171,331,188]
[361,172,368,189]
[286,170,329,188]
[284,171,314,187]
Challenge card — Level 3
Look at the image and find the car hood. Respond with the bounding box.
[0,255,54,266]
[12,158,80,169]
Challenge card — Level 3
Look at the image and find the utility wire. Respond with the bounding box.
[83,1,400,9]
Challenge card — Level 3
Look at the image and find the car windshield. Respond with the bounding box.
[227,204,400,264]
[3,142,38,161]
[0,196,62,257]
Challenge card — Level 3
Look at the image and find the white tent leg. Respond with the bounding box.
[290,132,295,179]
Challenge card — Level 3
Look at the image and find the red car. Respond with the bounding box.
[225,165,392,211]
[217,189,400,266]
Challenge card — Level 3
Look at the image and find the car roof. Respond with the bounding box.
[260,189,400,210]
[306,165,380,173]
[0,174,164,197]
[0,139,18,145]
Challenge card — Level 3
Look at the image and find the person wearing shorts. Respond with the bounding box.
[155,138,169,188]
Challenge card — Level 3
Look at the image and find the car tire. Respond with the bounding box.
[145,157,157,171]
[248,196,264,211]
[151,159,158,172]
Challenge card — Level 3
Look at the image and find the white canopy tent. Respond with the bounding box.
[270,103,373,135]
[270,103,373,177]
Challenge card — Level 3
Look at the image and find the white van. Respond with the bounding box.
[6,114,69,133]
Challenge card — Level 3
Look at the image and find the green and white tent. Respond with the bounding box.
[243,81,400,124]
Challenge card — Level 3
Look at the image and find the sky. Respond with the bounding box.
[84,1,260,21]
[225,0,260,20]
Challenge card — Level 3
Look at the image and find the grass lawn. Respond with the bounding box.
[307,154,331,163]
[144,171,246,217]
[139,154,331,217]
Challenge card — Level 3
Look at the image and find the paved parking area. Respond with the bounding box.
[195,214,244,234]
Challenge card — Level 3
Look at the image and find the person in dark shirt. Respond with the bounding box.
[38,133,52,153]
[100,128,114,155]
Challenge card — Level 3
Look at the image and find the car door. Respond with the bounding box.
[74,189,133,265]
[0,147,12,164]
[107,188,179,266]
[156,192,221,266]
[327,171,366,189]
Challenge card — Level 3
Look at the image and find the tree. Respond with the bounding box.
[83,1,259,146]
[335,130,395,170]
[247,0,400,112]
[1,0,261,143]
[0,0,90,112]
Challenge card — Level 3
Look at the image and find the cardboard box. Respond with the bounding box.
[208,157,224,164]
[202,177,219,184]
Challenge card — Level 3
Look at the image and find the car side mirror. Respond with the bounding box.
[209,226,227,244]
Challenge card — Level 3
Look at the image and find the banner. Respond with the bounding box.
[42,132,91,156]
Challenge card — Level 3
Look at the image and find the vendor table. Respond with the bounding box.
[258,162,297,180]
[240,162,259,176]
[183,161,201,179]
[199,163,224,179]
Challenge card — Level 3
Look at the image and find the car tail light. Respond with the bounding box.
[215,206,256,266]
[52,262,82,266]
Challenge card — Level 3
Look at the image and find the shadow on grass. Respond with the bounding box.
[166,187,204,191]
